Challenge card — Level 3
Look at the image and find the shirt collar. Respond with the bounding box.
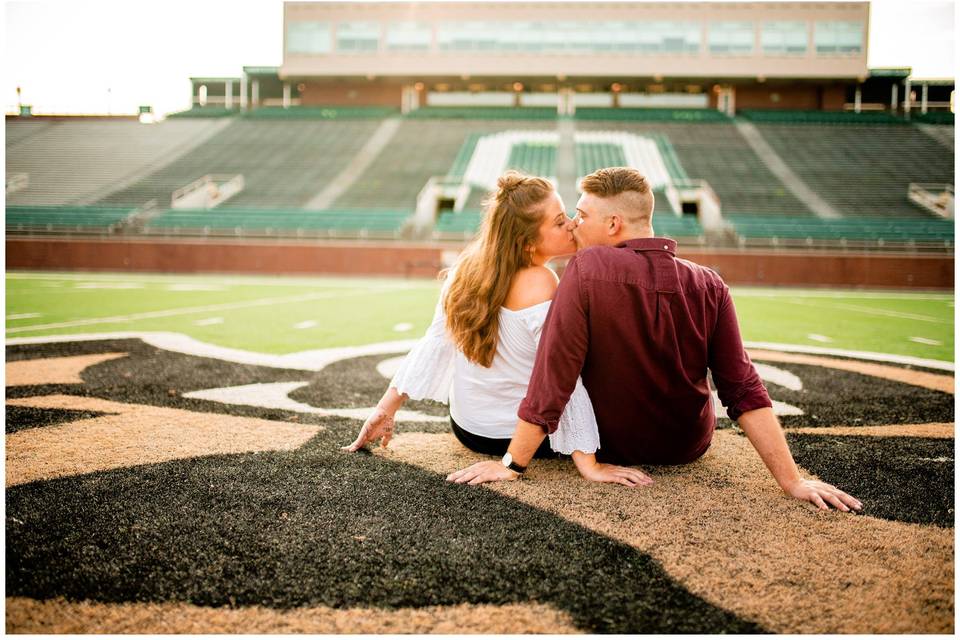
[616,237,677,255]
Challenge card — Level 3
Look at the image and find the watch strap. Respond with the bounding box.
[502,452,527,474]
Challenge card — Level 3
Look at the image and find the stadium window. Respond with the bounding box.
[642,21,701,54]
[386,22,432,51]
[762,21,808,55]
[814,21,863,55]
[286,21,332,55]
[336,22,380,53]
[709,21,755,55]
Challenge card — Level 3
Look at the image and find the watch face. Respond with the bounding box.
[502,452,513,467]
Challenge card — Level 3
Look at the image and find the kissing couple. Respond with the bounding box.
[344,166,861,513]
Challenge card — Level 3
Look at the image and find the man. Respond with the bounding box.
[448,167,861,513]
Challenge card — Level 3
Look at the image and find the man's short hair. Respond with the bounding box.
[579,166,650,198]
[579,167,654,226]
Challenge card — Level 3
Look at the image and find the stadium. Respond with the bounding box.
[5,0,955,634]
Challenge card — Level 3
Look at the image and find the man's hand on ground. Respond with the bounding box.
[446,461,519,485]
[341,408,395,452]
[578,461,653,487]
[571,450,653,487]
[784,478,863,512]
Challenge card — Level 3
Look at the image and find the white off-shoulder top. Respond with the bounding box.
[389,270,600,455]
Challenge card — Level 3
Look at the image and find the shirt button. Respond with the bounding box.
[663,245,668,250]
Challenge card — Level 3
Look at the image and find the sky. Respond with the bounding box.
[3,0,956,116]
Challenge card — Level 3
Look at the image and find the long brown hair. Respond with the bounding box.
[444,170,554,368]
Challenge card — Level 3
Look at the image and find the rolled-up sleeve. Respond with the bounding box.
[708,285,772,421]
[388,275,457,403]
[517,256,590,434]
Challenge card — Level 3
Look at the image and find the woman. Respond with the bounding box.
[343,171,649,486]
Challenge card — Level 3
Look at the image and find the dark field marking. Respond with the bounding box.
[6,425,764,634]
[5,406,115,435]
[787,433,955,528]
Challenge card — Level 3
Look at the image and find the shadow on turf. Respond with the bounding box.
[7,425,765,634]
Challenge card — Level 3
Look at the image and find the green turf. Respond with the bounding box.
[6,271,954,362]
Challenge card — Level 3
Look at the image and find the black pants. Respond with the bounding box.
[450,416,557,459]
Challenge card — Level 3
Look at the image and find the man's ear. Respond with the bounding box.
[607,214,622,236]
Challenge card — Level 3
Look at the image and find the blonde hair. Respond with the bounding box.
[443,170,554,368]
[579,166,654,226]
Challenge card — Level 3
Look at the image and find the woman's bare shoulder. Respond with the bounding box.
[504,266,559,311]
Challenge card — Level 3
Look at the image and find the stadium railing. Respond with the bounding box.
[737,109,907,125]
[241,106,399,119]
[574,107,732,123]
[405,106,557,120]
[727,213,955,252]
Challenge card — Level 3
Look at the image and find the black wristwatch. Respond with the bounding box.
[501,452,527,475]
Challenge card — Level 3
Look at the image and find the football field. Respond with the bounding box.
[5,269,955,634]
[6,270,954,362]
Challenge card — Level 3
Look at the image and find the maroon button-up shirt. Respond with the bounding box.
[518,237,772,465]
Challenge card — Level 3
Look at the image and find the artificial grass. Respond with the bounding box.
[6,271,954,361]
[787,433,954,527]
[5,338,954,633]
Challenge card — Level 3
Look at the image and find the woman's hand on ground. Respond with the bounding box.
[446,461,519,485]
[341,408,396,452]
[783,478,863,512]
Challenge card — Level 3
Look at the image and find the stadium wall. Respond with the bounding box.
[6,238,953,289]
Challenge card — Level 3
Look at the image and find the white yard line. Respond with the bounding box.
[806,334,833,343]
[909,337,944,346]
[732,289,953,301]
[7,331,954,373]
[782,299,947,324]
[7,313,42,320]
[6,287,414,334]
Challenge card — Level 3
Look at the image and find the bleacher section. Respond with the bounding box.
[575,120,813,216]
[434,210,483,239]
[5,119,54,148]
[95,119,383,209]
[728,214,954,249]
[6,109,954,249]
[166,107,239,119]
[6,205,138,234]
[141,208,410,238]
[739,109,906,125]
[332,119,552,209]
[5,119,227,206]
[753,124,955,217]
[505,142,557,177]
[576,142,627,177]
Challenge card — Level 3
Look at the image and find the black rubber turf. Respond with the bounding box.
[7,424,766,633]
[787,433,955,528]
[6,338,954,632]
[739,360,954,428]
[5,406,114,434]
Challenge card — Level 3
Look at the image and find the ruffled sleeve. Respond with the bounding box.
[388,271,457,404]
[523,307,601,455]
